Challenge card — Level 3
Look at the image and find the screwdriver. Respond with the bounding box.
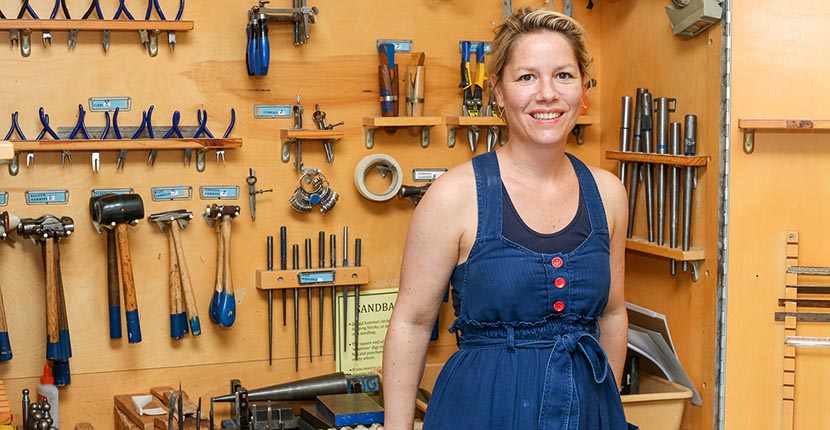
[305,238,313,362]
[266,236,273,366]
[318,231,325,357]
[292,244,299,371]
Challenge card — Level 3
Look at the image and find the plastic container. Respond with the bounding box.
[37,363,59,428]
[621,373,692,430]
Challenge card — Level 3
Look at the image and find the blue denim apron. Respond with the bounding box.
[423,151,629,430]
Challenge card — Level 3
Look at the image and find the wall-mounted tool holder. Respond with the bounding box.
[362,116,442,149]
[255,266,369,291]
[246,0,319,75]
[737,118,830,154]
[280,129,343,171]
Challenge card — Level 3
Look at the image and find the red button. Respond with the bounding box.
[553,301,566,312]
[554,277,567,289]
[551,257,563,268]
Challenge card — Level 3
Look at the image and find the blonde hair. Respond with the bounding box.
[488,8,593,86]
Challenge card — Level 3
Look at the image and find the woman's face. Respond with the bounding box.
[493,31,584,148]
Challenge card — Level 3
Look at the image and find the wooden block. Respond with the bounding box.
[114,394,156,430]
[115,406,142,430]
[150,386,197,416]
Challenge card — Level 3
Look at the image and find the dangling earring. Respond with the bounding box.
[497,105,505,117]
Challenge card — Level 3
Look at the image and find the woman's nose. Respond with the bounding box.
[537,78,559,102]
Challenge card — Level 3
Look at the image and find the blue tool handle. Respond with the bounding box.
[475,41,485,62]
[0,332,11,362]
[209,290,220,323]
[59,328,72,360]
[171,312,188,339]
[125,309,142,343]
[46,340,61,361]
[258,21,270,75]
[216,291,236,328]
[189,315,201,336]
[109,306,122,339]
[52,360,71,386]
[246,22,257,75]
[461,40,471,62]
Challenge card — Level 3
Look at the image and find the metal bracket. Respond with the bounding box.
[364,126,430,149]
[572,125,586,145]
[743,129,755,154]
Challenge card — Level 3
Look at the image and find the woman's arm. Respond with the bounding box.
[382,168,471,430]
[593,168,629,389]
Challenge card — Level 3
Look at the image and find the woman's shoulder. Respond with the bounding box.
[422,160,476,201]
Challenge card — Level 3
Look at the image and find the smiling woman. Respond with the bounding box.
[382,7,632,430]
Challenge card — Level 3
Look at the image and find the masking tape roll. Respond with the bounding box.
[354,154,403,202]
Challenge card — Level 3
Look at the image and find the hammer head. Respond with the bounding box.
[0,211,20,242]
[202,204,240,228]
[148,210,194,232]
[92,194,145,228]
[17,215,74,242]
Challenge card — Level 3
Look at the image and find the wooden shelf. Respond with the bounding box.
[737,118,830,154]
[10,138,240,151]
[605,150,709,166]
[0,19,194,32]
[625,236,705,261]
[362,116,443,149]
[256,266,370,290]
[280,129,344,141]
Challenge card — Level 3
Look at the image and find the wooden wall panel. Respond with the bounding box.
[726,1,830,428]
[599,1,721,429]
[0,1,607,427]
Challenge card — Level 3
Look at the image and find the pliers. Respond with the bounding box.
[460,42,486,152]
[217,108,235,165]
[193,109,214,172]
[92,110,111,173]
[144,0,170,57]
[34,107,60,168]
[104,0,135,52]
[119,107,152,170]
[485,92,502,152]
[167,0,184,51]
[141,106,159,166]
[67,104,93,166]
[47,0,71,48]
[162,110,185,165]
[4,112,27,176]
[246,5,269,75]
[80,0,106,51]
[16,0,40,57]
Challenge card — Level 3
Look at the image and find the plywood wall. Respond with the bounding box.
[0,0,611,427]
[725,0,830,428]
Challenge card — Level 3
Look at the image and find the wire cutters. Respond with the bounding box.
[168,0,184,50]
[216,108,235,165]
[34,107,60,167]
[163,110,187,166]
[142,106,159,166]
[46,0,70,48]
[66,104,94,166]
[193,109,214,172]
[104,0,134,51]
[119,107,150,170]
[4,112,27,176]
[144,0,167,57]
[80,0,106,51]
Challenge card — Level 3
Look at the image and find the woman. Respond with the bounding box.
[383,8,629,430]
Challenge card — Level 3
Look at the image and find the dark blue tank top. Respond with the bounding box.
[502,183,591,254]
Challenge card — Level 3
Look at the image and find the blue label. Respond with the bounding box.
[151,186,192,201]
[298,270,336,285]
[376,39,413,53]
[25,190,69,205]
[91,188,134,197]
[254,104,293,119]
[89,97,131,112]
[199,186,239,200]
[0,192,6,206]
[459,41,491,54]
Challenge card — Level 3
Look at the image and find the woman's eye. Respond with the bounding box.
[518,74,535,82]
[556,72,574,80]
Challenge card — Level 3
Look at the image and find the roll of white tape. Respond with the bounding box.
[354,153,403,202]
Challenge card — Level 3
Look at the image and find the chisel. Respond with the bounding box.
[266,236,274,365]
[305,238,313,362]
[292,244,300,371]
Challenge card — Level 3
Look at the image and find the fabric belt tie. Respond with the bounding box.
[458,331,609,430]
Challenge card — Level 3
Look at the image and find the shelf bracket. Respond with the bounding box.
[364,125,431,149]
[743,128,755,154]
[689,261,699,282]
[572,125,586,145]
[447,125,460,148]
[364,126,379,149]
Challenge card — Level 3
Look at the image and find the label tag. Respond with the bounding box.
[88,97,131,112]
[91,188,134,197]
[25,190,69,205]
[458,41,492,54]
[254,104,293,119]
[297,270,336,285]
[375,39,413,53]
[199,186,240,200]
[0,192,7,206]
[412,168,447,182]
[151,186,193,201]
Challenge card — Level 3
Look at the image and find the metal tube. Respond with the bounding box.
[626,88,647,238]
[654,97,675,246]
[342,226,349,352]
[318,231,325,356]
[682,114,697,271]
[267,236,273,366]
[785,336,830,348]
[280,226,287,327]
[305,238,313,362]
[330,234,337,353]
[640,91,655,242]
[292,244,299,371]
[669,122,682,276]
[619,96,633,184]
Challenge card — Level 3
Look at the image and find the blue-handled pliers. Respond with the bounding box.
[16,0,39,57]
[144,0,181,56]
[246,6,269,75]
[103,0,135,52]
[193,109,214,172]
[80,0,107,51]
[91,111,111,173]
[4,112,27,176]
[214,108,235,165]
[45,0,70,47]
[66,104,92,166]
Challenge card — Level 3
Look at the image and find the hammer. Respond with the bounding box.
[89,195,122,340]
[91,194,145,344]
[17,215,74,383]
[203,204,240,328]
[0,211,20,362]
[149,210,201,338]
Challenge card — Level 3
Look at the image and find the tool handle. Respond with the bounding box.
[116,223,142,343]
[44,239,60,359]
[168,229,187,339]
[106,229,122,339]
[318,231,325,268]
[246,21,257,75]
[172,226,200,336]
[280,226,287,270]
[0,282,11,362]
[378,65,394,116]
[55,241,72,360]
[217,216,236,328]
[209,218,224,324]
[258,20,270,75]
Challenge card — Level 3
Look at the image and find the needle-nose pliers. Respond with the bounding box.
[80,0,106,51]
[193,109,214,172]
[16,0,40,57]
[162,110,185,165]
[67,104,93,166]
[217,109,235,165]
[4,112,27,176]
[103,0,135,52]
[33,107,60,169]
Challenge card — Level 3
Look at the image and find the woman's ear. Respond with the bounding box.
[489,76,503,106]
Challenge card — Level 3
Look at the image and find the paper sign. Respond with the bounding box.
[336,287,398,374]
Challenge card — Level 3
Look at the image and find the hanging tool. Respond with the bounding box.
[204,204,240,327]
[291,95,305,172]
[167,0,184,50]
[16,0,39,57]
[304,238,313,362]
[91,194,145,343]
[292,243,300,371]
[406,52,426,118]
[669,121,681,275]
[144,0,168,57]
[80,0,106,51]
[266,236,274,365]
[377,43,398,118]
[469,42,486,152]
[105,0,134,51]
[194,109,215,172]
[312,104,344,164]
[246,168,273,222]
[217,108,236,165]
[46,0,70,47]
[318,231,325,356]
[92,110,111,173]
[4,112,26,177]
[162,110,185,166]
[118,107,151,170]
[682,115,697,272]
[619,96,632,185]
[353,238,362,361]
[640,91,655,242]
[0,213,19,362]
[89,195,122,340]
[342,226,349,352]
[280,226,288,327]
[626,88,647,238]
[246,4,269,75]
[32,107,60,170]
[654,97,677,247]
[66,104,93,166]
[485,92,502,152]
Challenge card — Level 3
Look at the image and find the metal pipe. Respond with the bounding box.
[619,96,633,184]
[292,244,299,371]
[626,88,647,238]
[682,114,697,271]
[640,91,655,242]
[669,122,682,276]
[266,236,273,366]
[654,97,675,246]
[305,238,313,362]
[785,336,830,348]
